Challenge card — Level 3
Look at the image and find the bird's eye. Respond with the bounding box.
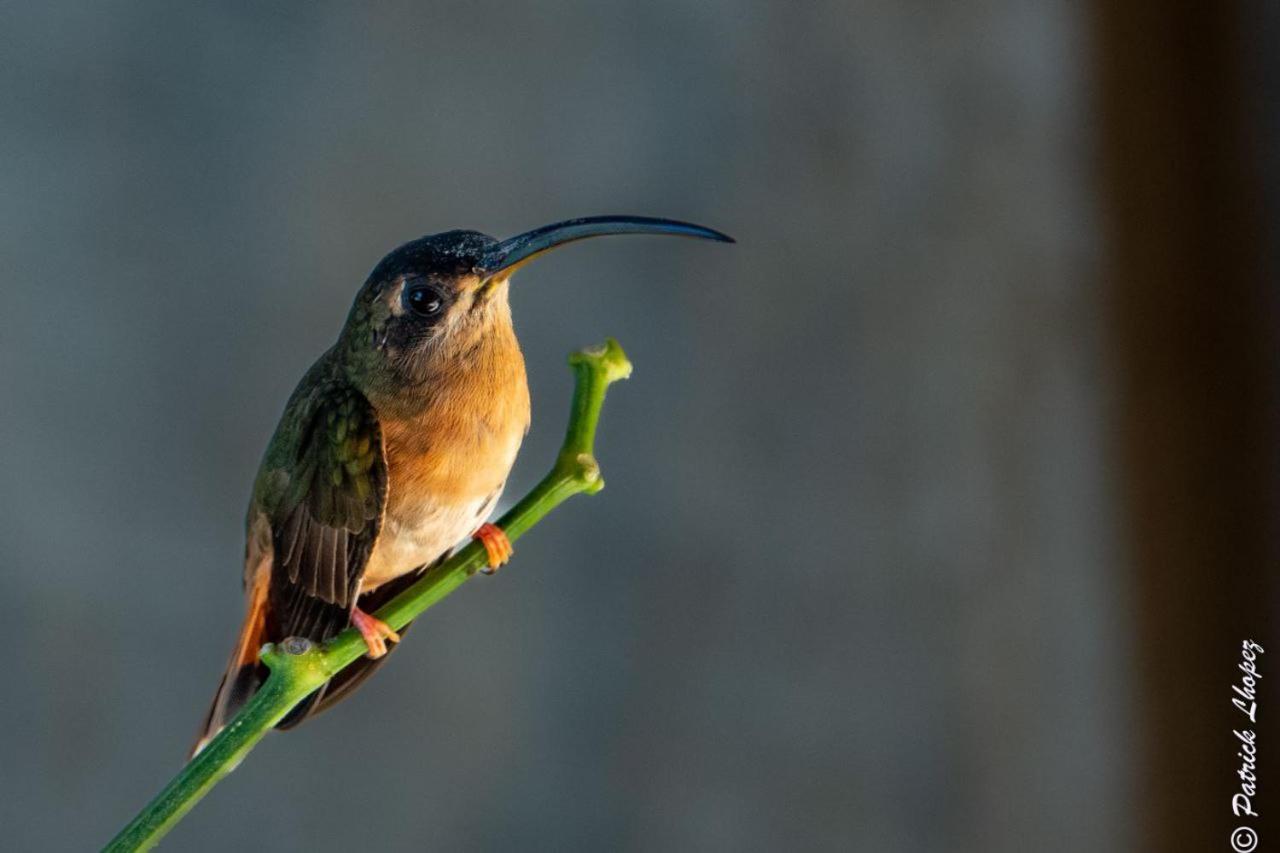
[406,285,444,317]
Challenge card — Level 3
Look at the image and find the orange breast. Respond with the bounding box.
[382,339,529,510]
[365,323,530,589]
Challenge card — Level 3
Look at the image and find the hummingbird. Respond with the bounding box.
[193,216,732,753]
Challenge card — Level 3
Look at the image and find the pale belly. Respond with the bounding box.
[358,487,502,593]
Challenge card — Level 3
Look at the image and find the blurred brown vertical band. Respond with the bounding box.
[1093,1,1276,850]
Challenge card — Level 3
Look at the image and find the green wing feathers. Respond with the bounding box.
[275,385,387,613]
[195,384,389,752]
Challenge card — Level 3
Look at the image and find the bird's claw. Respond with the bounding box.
[350,607,400,659]
[473,523,513,574]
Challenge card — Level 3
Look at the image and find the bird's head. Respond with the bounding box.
[339,216,733,390]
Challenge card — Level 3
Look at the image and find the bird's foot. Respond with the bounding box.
[350,607,400,659]
[473,522,513,574]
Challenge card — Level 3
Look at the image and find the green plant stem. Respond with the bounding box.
[104,339,633,853]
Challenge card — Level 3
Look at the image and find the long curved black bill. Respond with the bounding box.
[481,215,734,277]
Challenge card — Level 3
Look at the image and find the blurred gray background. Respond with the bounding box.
[0,3,1275,851]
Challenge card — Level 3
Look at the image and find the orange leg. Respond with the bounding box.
[350,606,401,659]
[473,522,513,574]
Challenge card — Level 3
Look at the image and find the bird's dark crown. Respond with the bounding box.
[366,230,500,285]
